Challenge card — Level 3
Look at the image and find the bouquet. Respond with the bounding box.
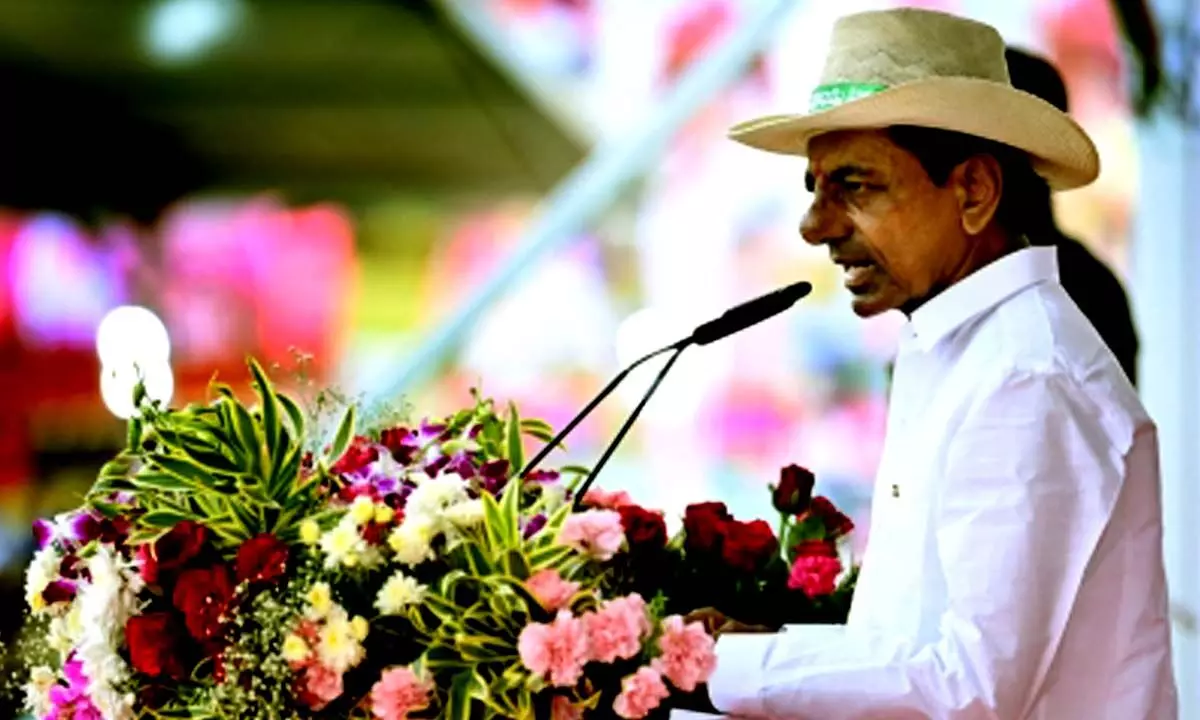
[15,360,721,719]
[582,465,857,633]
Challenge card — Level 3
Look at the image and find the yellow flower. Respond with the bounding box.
[281,634,309,664]
[350,616,369,642]
[299,520,322,545]
[350,496,376,526]
[307,583,333,619]
[374,505,395,525]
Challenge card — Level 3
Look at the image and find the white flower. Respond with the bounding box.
[407,470,433,486]
[375,571,427,615]
[76,545,141,720]
[48,602,83,656]
[444,499,485,529]
[24,546,61,614]
[387,517,437,567]
[405,475,469,521]
[24,666,56,717]
[316,607,366,673]
[319,517,367,568]
[540,483,568,513]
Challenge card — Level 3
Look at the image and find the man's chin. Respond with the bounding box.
[849,294,891,318]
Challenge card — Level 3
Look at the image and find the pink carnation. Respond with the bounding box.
[518,610,590,687]
[369,666,434,720]
[613,666,670,719]
[653,615,717,691]
[525,569,581,612]
[299,664,344,711]
[787,554,843,597]
[584,594,650,664]
[558,510,625,561]
[582,488,634,509]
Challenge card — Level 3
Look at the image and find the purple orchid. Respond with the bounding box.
[478,459,511,495]
[522,514,548,539]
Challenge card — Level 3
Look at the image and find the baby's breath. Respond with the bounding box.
[201,578,312,720]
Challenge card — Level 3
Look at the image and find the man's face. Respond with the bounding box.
[800,130,971,317]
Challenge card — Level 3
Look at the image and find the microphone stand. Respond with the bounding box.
[571,344,687,509]
[519,339,688,479]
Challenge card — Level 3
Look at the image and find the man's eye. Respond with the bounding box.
[843,181,864,192]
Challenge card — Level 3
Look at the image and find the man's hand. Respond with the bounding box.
[685,607,775,637]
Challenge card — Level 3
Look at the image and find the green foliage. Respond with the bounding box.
[403,481,587,718]
[93,358,353,553]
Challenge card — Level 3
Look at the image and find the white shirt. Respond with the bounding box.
[706,247,1178,719]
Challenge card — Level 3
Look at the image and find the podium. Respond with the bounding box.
[670,712,730,719]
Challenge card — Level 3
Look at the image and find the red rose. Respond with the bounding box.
[173,565,235,643]
[683,502,732,555]
[618,505,668,550]
[126,612,189,680]
[772,464,815,514]
[235,534,289,586]
[805,496,854,539]
[792,539,838,558]
[331,436,379,476]
[139,521,208,585]
[720,519,779,573]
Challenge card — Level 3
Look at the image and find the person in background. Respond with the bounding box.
[1005,46,1140,385]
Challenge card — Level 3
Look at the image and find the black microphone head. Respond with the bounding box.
[782,280,813,303]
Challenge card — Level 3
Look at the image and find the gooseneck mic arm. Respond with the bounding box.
[518,280,814,508]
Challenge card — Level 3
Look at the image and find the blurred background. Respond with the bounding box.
[0,0,1196,715]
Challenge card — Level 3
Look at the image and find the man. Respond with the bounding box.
[1005,46,1140,386]
[674,8,1176,719]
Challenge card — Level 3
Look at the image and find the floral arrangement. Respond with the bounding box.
[16,360,722,719]
[14,359,857,719]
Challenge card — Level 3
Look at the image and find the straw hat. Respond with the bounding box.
[729,8,1100,190]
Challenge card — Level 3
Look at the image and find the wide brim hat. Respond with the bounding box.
[729,8,1100,190]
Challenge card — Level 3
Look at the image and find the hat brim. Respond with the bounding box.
[728,77,1100,190]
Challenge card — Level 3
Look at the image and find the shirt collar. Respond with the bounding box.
[906,246,1059,353]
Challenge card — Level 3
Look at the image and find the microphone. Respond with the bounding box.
[518,280,813,507]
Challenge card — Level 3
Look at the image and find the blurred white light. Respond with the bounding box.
[145,0,240,63]
[100,361,175,420]
[96,305,171,367]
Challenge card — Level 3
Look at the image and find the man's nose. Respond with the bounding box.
[800,195,850,246]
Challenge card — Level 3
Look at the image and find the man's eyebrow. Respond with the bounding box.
[804,164,878,192]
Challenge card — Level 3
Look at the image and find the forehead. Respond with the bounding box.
[804,129,913,179]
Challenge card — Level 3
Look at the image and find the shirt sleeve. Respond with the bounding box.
[707,369,1127,719]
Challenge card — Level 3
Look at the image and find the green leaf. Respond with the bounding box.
[498,477,522,547]
[132,472,192,493]
[527,544,573,572]
[327,404,357,465]
[141,510,194,528]
[445,670,488,720]
[505,402,524,472]
[247,358,282,450]
[151,455,225,493]
[501,548,531,580]
[480,491,510,553]
[276,391,306,438]
[228,399,263,476]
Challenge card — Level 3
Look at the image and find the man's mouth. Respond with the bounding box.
[835,258,876,290]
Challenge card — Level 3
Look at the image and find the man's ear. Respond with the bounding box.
[953,155,1003,236]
